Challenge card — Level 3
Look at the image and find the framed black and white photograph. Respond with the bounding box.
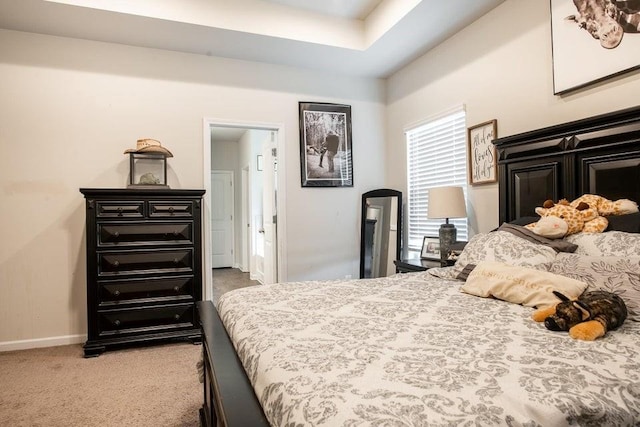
[299,102,353,187]
[467,119,497,185]
[421,236,440,260]
[551,0,640,94]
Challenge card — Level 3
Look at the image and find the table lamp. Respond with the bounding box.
[427,186,467,262]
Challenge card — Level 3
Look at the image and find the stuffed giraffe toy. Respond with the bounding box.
[571,194,638,217]
[525,199,601,238]
[525,195,638,239]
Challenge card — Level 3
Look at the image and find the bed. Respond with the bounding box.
[198,106,640,426]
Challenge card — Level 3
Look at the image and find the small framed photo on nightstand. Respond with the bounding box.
[420,236,440,260]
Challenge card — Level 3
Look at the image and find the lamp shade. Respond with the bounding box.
[427,186,467,219]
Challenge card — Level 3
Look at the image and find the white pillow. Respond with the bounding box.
[564,231,640,256]
[461,261,588,308]
[548,253,640,321]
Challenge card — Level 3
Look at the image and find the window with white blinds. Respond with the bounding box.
[406,108,468,252]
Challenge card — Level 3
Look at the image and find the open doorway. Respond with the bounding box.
[203,121,285,299]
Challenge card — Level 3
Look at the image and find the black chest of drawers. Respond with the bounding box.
[80,188,205,357]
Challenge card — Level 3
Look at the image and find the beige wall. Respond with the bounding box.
[0,29,386,347]
[386,0,640,240]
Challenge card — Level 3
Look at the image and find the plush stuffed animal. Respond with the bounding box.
[525,195,638,238]
[532,290,627,340]
[525,199,602,238]
[571,194,638,217]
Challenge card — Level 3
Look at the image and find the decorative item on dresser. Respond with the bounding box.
[79,188,205,357]
[124,138,173,188]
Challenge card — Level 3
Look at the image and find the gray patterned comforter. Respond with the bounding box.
[217,271,640,426]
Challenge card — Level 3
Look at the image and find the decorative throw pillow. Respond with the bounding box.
[564,231,640,256]
[461,261,588,308]
[548,253,640,321]
[498,223,578,253]
[509,216,541,227]
[490,216,540,232]
[606,212,640,233]
[440,231,557,279]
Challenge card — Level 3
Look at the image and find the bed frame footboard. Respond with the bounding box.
[197,301,270,427]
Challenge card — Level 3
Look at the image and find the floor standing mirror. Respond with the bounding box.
[360,189,402,279]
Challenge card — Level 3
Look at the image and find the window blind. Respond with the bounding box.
[406,108,468,252]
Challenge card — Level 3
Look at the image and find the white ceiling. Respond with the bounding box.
[264,0,384,20]
[0,0,505,79]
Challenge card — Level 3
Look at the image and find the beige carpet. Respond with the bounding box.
[212,267,259,302]
[0,268,256,426]
[0,342,202,427]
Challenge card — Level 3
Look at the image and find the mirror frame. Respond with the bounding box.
[359,188,402,279]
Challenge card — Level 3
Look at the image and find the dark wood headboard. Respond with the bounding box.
[493,106,640,225]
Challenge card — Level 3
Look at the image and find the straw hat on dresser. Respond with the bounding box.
[124,139,173,157]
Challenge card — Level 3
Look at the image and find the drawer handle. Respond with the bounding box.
[114,290,121,297]
[174,314,180,321]
[173,286,180,292]
[117,207,123,216]
[113,260,120,267]
[114,231,120,238]
[173,230,179,236]
[173,258,179,264]
[114,319,121,327]
[168,207,174,214]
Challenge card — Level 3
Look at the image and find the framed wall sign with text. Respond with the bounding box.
[467,119,497,185]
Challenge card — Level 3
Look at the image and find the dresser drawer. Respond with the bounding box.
[98,222,193,246]
[98,276,194,305]
[98,249,193,276]
[149,201,194,218]
[98,303,195,337]
[95,201,144,218]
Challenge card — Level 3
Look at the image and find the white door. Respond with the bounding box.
[211,171,234,268]
[261,134,278,284]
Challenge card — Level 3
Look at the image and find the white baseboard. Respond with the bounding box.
[0,334,86,352]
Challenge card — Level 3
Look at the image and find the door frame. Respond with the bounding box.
[202,118,287,301]
[241,164,250,272]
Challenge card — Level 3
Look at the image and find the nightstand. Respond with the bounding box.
[394,258,451,273]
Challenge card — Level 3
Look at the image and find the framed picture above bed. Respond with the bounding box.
[467,119,497,185]
[420,236,440,260]
[550,0,640,94]
[299,102,353,188]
